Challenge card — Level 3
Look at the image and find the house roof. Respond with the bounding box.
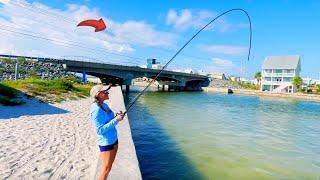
[262,55,300,69]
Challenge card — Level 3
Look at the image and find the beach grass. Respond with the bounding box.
[316,84,320,93]
[232,81,258,90]
[0,76,94,104]
[0,83,18,98]
[0,96,25,106]
[0,83,26,105]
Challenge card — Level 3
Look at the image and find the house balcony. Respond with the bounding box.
[262,72,296,77]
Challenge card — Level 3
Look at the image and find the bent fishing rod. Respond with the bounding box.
[121,8,252,116]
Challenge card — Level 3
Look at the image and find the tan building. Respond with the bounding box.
[210,72,227,80]
[229,76,240,82]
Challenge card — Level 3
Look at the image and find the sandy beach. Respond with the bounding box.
[0,86,141,180]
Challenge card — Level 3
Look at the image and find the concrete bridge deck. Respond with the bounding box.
[62,60,209,91]
[0,54,210,91]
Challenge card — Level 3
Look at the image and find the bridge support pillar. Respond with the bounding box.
[176,86,184,91]
[168,85,175,92]
[82,70,87,83]
[125,85,130,93]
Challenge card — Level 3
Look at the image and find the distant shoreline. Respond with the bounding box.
[202,87,320,103]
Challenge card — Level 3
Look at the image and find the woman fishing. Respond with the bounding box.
[89,8,252,180]
[90,84,124,180]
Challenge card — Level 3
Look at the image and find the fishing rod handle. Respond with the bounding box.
[113,111,126,119]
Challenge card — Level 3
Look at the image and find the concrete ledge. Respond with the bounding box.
[94,86,142,180]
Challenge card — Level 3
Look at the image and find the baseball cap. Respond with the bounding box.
[90,84,111,98]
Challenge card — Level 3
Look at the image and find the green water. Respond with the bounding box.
[126,92,320,179]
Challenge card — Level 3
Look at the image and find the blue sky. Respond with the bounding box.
[1,0,320,79]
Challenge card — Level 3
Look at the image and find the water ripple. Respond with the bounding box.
[126,92,320,179]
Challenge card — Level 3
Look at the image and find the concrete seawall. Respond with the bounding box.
[202,87,320,102]
[95,86,142,180]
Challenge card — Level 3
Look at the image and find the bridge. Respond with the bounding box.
[0,54,210,91]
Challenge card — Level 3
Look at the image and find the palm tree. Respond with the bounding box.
[292,76,303,89]
[316,84,320,93]
[254,72,262,87]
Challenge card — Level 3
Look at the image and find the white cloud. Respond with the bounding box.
[212,57,233,67]
[206,57,243,75]
[0,0,177,63]
[0,0,10,5]
[201,45,247,55]
[109,20,176,47]
[166,9,192,31]
[166,9,177,25]
[166,9,248,32]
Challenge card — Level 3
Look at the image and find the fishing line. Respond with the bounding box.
[0,25,146,62]
[122,8,252,116]
[5,1,244,65]
[2,2,243,66]
[0,26,224,74]
[0,25,242,75]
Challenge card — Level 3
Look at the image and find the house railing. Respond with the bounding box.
[262,72,295,77]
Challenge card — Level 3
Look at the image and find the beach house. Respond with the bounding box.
[261,55,301,93]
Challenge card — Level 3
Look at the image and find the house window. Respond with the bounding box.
[272,77,282,82]
[262,85,271,91]
[283,77,293,82]
[274,69,282,73]
[283,69,294,73]
[264,77,271,81]
[264,69,272,73]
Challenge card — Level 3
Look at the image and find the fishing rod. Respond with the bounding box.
[121,8,252,116]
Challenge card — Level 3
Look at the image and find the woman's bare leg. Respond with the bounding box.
[99,151,112,180]
[98,144,119,180]
[110,144,118,165]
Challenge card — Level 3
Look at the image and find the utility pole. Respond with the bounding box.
[14,62,18,80]
[240,59,246,81]
[240,59,243,80]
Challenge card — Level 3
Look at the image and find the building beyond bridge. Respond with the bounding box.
[261,55,301,93]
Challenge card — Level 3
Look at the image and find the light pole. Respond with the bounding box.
[15,62,18,80]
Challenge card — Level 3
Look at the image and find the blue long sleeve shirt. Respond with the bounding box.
[90,102,118,146]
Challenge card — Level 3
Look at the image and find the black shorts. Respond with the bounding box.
[99,140,118,152]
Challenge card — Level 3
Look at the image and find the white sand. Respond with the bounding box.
[0,86,141,180]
